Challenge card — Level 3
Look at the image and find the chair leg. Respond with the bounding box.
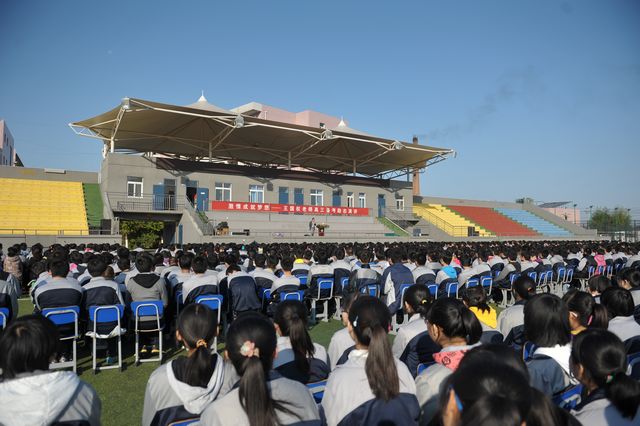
[135,331,140,365]
[118,335,123,371]
[92,335,97,373]
[159,330,163,363]
[72,337,77,374]
[323,300,329,322]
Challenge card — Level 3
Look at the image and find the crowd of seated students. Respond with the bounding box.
[0,239,640,425]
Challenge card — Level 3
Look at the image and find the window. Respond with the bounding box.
[310,189,323,206]
[347,192,354,208]
[127,176,143,198]
[358,192,366,208]
[396,196,405,211]
[249,184,264,203]
[215,182,232,201]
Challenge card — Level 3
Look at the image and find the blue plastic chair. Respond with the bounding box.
[359,284,381,298]
[175,290,183,315]
[131,301,164,365]
[0,307,9,330]
[42,306,80,372]
[282,290,305,301]
[522,341,537,361]
[628,351,640,381]
[340,277,349,292]
[311,278,334,322]
[259,288,272,310]
[307,379,327,404]
[196,295,224,350]
[169,418,199,426]
[466,278,480,288]
[427,282,439,299]
[552,384,583,410]
[296,274,308,287]
[88,304,125,373]
[480,276,493,295]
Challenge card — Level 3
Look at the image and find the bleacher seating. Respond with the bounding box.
[0,178,89,235]
[495,208,573,237]
[413,204,493,237]
[446,205,538,237]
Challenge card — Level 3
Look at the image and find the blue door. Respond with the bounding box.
[153,185,164,210]
[332,190,341,207]
[294,188,304,205]
[196,188,209,211]
[377,194,386,218]
[279,187,289,204]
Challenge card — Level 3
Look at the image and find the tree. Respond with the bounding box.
[588,207,631,232]
[120,220,164,249]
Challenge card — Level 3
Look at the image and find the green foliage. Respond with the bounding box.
[120,220,164,248]
[588,207,631,232]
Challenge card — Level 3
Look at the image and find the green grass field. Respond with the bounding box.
[17,298,344,426]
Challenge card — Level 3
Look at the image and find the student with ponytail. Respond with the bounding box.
[200,312,319,426]
[391,284,440,377]
[415,298,482,424]
[273,300,330,383]
[143,304,234,426]
[322,296,419,426]
[570,329,640,425]
[562,289,608,335]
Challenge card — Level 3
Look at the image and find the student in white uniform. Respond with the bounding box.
[322,296,419,426]
[570,329,640,425]
[600,287,640,343]
[327,292,359,370]
[273,300,330,384]
[142,304,235,426]
[200,312,320,426]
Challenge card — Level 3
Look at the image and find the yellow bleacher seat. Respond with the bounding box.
[413,204,494,237]
[0,178,88,234]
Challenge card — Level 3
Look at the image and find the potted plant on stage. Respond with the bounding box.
[316,223,329,236]
[216,221,229,236]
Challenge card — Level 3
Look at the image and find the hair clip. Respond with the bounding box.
[195,339,208,349]
[352,315,358,328]
[240,340,260,358]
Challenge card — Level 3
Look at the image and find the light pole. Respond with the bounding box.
[573,204,577,224]
[589,205,593,227]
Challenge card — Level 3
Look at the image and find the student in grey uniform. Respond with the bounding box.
[617,268,640,307]
[327,292,360,370]
[200,313,320,426]
[415,298,482,424]
[497,276,534,343]
[570,329,640,425]
[0,315,101,426]
[562,289,608,335]
[391,284,439,378]
[601,287,640,342]
[322,296,419,426]
[143,304,235,426]
[273,300,329,384]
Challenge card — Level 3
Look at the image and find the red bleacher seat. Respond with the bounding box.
[446,205,539,237]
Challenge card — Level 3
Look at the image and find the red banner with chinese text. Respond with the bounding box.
[211,201,369,216]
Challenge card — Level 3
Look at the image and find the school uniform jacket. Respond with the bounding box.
[200,372,320,426]
[142,354,237,426]
[526,345,574,397]
[83,276,125,334]
[0,276,19,321]
[608,316,640,342]
[570,388,640,426]
[328,327,354,370]
[392,315,440,378]
[381,263,415,315]
[321,349,418,426]
[33,277,84,313]
[412,266,436,285]
[250,268,277,289]
[181,274,219,305]
[496,300,525,339]
[226,271,261,313]
[273,336,330,384]
[346,267,380,295]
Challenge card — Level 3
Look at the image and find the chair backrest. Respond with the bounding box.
[552,384,583,410]
[195,295,223,311]
[340,276,349,290]
[556,267,566,281]
[360,284,380,298]
[480,276,492,288]
[416,361,434,376]
[527,271,537,282]
[400,283,413,300]
[167,418,200,426]
[0,307,9,329]
[42,306,80,326]
[510,273,521,285]
[295,274,308,285]
[318,278,334,290]
[466,278,480,288]
[282,290,304,301]
[175,290,183,304]
[131,300,164,318]
[522,341,537,361]
[628,352,640,381]
[259,288,271,300]
[307,379,327,404]
[88,304,124,323]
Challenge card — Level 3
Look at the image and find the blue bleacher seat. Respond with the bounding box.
[495,208,573,237]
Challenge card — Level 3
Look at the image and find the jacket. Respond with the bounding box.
[0,370,101,426]
[2,256,22,280]
[571,388,639,426]
[225,271,261,313]
[33,277,83,313]
[83,277,125,334]
[273,336,330,384]
[181,274,219,305]
[381,263,415,314]
[127,273,169,321]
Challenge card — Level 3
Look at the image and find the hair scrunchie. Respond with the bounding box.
[240,340,260,358]
[196,339,208,349]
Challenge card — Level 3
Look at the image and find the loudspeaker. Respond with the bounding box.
[266,183,274,191]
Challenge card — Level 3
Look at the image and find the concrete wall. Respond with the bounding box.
[0,165,98,183]
[0,120,16,166]
[0,234,120,249]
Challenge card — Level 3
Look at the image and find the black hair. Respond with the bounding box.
[600,287,634,318]
[618,268,640,288]
[512,276,535,301]
[176,304,218,388]
[87,257,107,277]
[49,259,70,278]
[0,315,59,379]
[117,257,130,271]
[192,256,208,274]
[179,254,193,270]
[444,348,532,426]
[135,254,153,273]
[524,294,571,347]
[6,246,18,257]
[348,296,399,401]
[274,300,315,374]
[226,313,293,426]
[280,256,294,272]
[562,289,608,329]
[254,253,266,268]
[463,286,491,314]
[588,275,611,294]
[427,298,482,344]
[403,284,433,318]
[388,248,403,264]
[571,329,640,419]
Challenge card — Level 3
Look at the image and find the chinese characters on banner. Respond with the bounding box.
[211,201,369,216]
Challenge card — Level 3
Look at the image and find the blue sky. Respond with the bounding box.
[1,0,639,217]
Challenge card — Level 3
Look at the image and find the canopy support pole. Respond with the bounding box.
[352,160,356,176]
[288,152,292,170]
[208,142,212,162]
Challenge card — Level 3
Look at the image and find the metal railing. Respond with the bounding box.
[184,197,216,236]
[107,192,183,212]
[413,206,474,237]
[213,230,396,239]
[0,228,114,236]
[382,207,419,229]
